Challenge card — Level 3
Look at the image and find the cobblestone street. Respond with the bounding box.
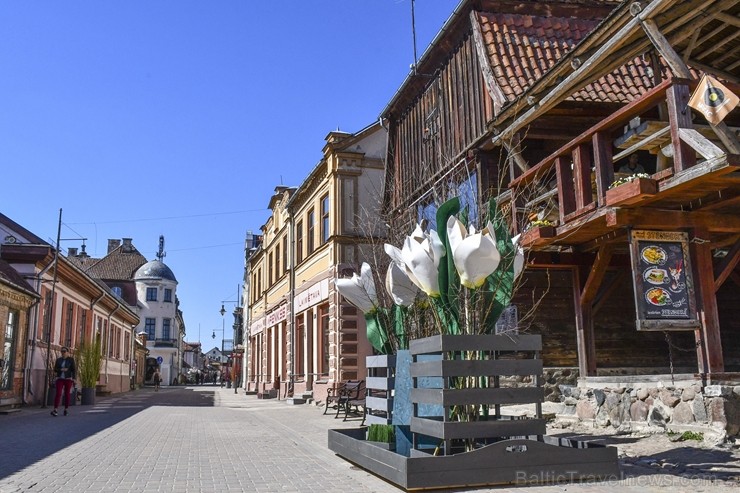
[0,386,738,493]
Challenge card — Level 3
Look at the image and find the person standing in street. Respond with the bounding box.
[51,347,76,417]
[153,367,161,391]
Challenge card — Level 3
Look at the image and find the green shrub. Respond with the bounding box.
[367,424,395,443]
[77,336,102,388]
[678,431,703,441]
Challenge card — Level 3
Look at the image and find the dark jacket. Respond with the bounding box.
[53,356,76,380]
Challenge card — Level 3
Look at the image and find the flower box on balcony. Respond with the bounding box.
[520,225,556,248]
[605,177,657,207]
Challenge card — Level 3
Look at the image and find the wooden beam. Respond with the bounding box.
[606,208,740,233]
[731,270,740,288]
[581,244,615,307]
[667,83,697,172]
[572,266,597,377]
[714,239,740,292]
[691,228,724,373]
[593,132,615,206]
[576,229,628,253]
[715,12,740,29]
[470,10,507,114]
[678,128,724,159]
[640,19,692,78]
[555,157,576,222]
[573,144,593,210]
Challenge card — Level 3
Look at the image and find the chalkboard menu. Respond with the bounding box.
[629,230,699,331]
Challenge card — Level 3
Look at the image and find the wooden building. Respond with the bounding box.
[381,0,739,432]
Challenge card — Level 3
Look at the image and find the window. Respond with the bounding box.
[164,288,172,302]
[79,309,87,345]
[295,315,304,380]
[1,310,18,389]
[145,318,156,340]
[146,287,157,302]
[63,300,74,347]
[318,303,330,375]
[268,252,273,285]
[282,236,288,273]
[296,221,304,263]
[321,194,330,244]
[163,318,171,340]
[307,209,315,254]
[275,244,280,278]
[124,333,130,361]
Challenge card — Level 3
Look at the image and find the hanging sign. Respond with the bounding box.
[629,230,699,330]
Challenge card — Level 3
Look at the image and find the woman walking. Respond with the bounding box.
[51,347,76,416]
[153,367,161,391]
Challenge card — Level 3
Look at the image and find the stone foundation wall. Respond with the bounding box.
[561,383,740,437]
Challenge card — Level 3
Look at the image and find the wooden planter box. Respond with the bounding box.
[365,355,396,425]
[328,427,619,490]
[605,177,657,206]
[329,334,619,489]
[520,225,556,248]
[409,334,545,454]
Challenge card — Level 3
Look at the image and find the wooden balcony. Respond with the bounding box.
[503,78,740,251]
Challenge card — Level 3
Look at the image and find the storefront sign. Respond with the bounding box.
[265,303,289,327]
[629,230,699,330]
[294,278,329,312]
[250,317,265,336]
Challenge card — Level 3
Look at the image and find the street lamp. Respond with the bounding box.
[219,290,242,392]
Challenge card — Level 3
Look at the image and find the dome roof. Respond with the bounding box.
[134,259,177,282]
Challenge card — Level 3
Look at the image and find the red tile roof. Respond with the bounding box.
[475,11,655,105]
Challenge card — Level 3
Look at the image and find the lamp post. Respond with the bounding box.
[219,292,242,393]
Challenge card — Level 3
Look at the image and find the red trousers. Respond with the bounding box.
[54,378,74,408]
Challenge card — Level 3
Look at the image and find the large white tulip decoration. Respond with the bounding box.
[400,224,445,297]
[446,216,501,289]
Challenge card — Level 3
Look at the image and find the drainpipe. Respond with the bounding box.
[23,257,54,404]
[287,204,297,395]
[104,303,120,385]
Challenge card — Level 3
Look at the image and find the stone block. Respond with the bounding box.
[595,407,610,427]
[576,400,596,420]
[704,385,731,397]
[636,388,649,401]
[693,395,708,423]
[559,384,575,398]
[630,400,649,422]
[708,398,727,426]
[681,388,696,401]
[564,396,578,406]
[605,392,621,412]
[671,401,694,424]
[649,400,671,428]
[733,386,740,398]
[593,389,606,407]
[659,389,680,408]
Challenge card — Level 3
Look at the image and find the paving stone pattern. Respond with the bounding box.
[0,387,738,492]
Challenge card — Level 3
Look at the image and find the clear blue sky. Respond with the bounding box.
[0,0,458,351]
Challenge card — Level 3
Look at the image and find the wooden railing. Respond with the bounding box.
[502,77,736,242]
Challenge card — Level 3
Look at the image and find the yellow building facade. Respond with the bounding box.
[247,123,386,403]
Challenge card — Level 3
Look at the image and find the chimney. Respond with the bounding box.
[122,238,133,253]
[78,243,89,258]
[107,239,121,254]
[67,247,78,257]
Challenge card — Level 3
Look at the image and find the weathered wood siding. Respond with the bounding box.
[387,31,494,213]
[717,280,740,371]
[515,268,698,371]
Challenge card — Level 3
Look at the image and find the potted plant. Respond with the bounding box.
[366,424,396,450]
[605,172,657,206]
[77,336,102,405]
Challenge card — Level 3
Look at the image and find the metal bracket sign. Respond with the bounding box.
[629,230,699,331]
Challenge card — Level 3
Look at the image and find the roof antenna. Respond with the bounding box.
[157,235,166,261]
[411,0,418,75]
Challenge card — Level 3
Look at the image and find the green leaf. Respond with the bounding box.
[435,197,461,334]
[365,312,393,355]
[392,304,408,350]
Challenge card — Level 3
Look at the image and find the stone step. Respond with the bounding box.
[0,407,21,415]
[285,397,306,405]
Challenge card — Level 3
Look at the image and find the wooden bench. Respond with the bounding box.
[323,380,366,424]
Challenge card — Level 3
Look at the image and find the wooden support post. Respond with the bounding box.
[592,132,614,206]
[691,229,724,374]
[572,266,596,377]
[555,157,576,224]
[667,83,697,172]
[572,144,593,210]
